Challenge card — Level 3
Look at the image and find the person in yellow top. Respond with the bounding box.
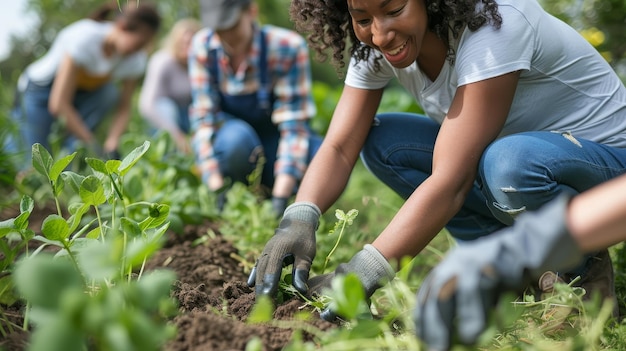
[10,2,160,160]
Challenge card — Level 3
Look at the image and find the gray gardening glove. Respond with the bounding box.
[308,244,396,322]
[414,195,583,351]
[247,202,321,297]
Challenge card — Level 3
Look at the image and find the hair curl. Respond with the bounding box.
[289,0,502,73]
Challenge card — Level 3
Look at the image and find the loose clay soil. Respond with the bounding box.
[0,205,336,351]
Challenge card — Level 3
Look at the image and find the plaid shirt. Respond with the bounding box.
[189,24,316,184]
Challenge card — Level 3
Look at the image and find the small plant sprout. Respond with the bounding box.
[322,209,358,274]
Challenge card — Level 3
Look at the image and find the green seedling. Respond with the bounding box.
[322,209,358,274]
[8,142,177,350]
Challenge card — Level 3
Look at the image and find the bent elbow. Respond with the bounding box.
[48,100,61,116]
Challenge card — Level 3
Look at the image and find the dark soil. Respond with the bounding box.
[0,206,336,351]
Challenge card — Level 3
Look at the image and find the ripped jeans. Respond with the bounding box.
[360,113,626,241]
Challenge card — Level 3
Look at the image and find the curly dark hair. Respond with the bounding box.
[289,0,502,73]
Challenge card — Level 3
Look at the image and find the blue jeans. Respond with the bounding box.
[10,80,118,159]
[213,117,322,190]
[361,113,626,241]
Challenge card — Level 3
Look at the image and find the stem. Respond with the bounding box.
[121,230,127,279]
[137,255,148,281]
[108,173,124,201]
[54,197,62,217]
[63,241,88,287]
[322,219,347,274]
[94,206,104,241]
[22,302,30,331]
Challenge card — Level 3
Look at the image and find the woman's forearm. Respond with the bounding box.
[56,104,95,143]
[567,174,626,252]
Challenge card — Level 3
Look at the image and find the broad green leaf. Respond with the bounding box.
[139,204,170,230]
[53,176,65,197]
[14,212,30,231]
[118,140,150,176]
[32,235,65,248]
[76,240,118,281]
[121,217,142,237]
[125,236,163,268]
[20,195,34,214]
[41,215,70,241]
[125,173,144,200]
[80,175,106,206]
[0,276,18,306]
[247,295,274,323]
[0,219,17,238]
[49,152,76,182]
[67,203,90,233]
[104,323,133,351]
[106,159,122,174]
[31,143,53,179]
[86,157,108,175]
[329,274,366,321]
[135,270,176,308]
[61,171,85,193]
[0,240,16,270]
[29,316,85,351]
[86,227,101,239]
[14,254,84,310]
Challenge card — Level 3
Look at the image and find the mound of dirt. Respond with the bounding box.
[146,222,336,351]
[0,204,335,351]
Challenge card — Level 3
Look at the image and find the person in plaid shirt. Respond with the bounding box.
[190,0,321,215]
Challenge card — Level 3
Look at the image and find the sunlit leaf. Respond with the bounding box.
[49,152,76,182]
[80,175,106,206]
[31,143,53,179]
[61,171,85,193]
[41,215,70,241]
[86,157,109,175]
[106,159,122,174]
[119,141,150,176]
[20,195,34,214]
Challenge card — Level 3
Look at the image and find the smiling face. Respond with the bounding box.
[347,0,428,68]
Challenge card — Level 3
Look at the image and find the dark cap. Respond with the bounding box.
[200,0,252,31]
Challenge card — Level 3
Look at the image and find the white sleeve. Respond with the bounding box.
[115,53,148,79]
[65,23,101,67]
[344,53,394,90]
[455,5,534,86]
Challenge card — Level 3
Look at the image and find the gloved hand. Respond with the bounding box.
[414,195,583,351]
[308,244,395,322]
[247,202,321,297]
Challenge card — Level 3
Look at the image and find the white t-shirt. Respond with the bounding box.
[345,0,626,147]
[25,19,147,91]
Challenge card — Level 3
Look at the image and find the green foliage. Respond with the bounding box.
[14,255,177,351]
[4,142,178,350]
[218,183,278,260]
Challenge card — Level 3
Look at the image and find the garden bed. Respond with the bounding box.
[0,204,335,351]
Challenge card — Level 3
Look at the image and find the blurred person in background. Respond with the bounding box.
[139,18,201,154]
[189,0,322,215]
[9,2,160,161]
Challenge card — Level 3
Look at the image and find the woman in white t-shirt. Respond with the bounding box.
[11,2,160,159]
[139,18,201,153]
[249,0,626,319]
